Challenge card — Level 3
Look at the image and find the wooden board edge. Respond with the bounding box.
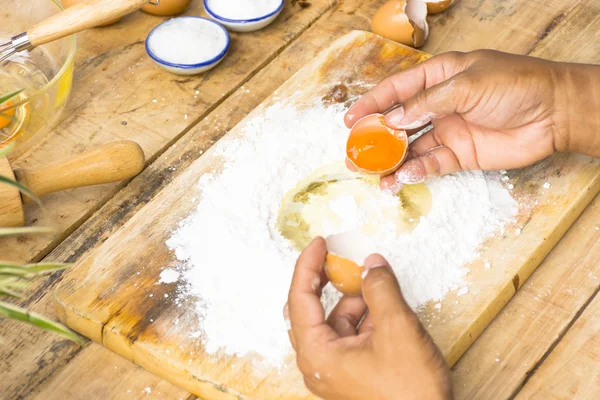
[446,170,600,367]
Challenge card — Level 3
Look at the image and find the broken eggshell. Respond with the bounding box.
[325,231,376,296]
[371,0,429,48]
[424,0,456,14]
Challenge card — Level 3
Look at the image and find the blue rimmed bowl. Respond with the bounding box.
[145,17,230,75]
[203,0,284,32]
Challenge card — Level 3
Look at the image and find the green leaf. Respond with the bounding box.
[0,226,55,237]
[24,263,71,274]
[0,89,23,105]
[0,279,28,289]
[0,287,23,298]
[0,302,85,346]
[0,175,41,204]
[0,262,69,275]
[0,142,14,158]
[0,264,32,279]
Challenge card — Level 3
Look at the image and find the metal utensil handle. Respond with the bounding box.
[27,0,149,48]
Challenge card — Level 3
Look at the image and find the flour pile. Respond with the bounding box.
[166,98,517,367]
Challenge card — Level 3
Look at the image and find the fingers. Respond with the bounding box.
[380,146,463,191]
[360,254,414,328]
[344,52,467,128]
[288,237,338,349]
[326,295,368,337]
[384,73,471,130]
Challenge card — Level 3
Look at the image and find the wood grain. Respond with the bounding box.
[515,273,600,399]
[31,341,191,400]
[452,194,600,400]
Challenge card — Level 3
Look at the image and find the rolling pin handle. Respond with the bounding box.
[15,140,145,204]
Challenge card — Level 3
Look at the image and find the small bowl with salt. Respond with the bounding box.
[204,0,284,32]
[146,17,230,75]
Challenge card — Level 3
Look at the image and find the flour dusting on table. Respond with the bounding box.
[165,97,517,367]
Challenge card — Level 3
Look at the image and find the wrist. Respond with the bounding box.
[552,62,600,156]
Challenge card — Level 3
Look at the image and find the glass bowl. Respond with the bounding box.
[0,0,76,159]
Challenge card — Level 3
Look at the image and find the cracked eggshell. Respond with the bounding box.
[425,0,456,14]
[371,0,429,48]
[325,231,375,295]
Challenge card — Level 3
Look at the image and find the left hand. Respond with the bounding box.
[285,237,452,400]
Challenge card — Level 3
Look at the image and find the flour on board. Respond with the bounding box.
[165,97,517,367]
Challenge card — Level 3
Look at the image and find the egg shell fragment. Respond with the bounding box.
[325,232,375,296]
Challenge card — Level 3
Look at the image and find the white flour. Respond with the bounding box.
[147,18,227,65]
[206,0,281,20]
[166,98,517,367]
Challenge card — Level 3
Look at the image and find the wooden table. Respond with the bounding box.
[0,0,598,399]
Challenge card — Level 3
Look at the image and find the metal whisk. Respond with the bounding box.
[0,0,154,65]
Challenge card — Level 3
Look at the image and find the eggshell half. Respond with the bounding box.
[346,113,409,177]
[371,0,429,48]
[325,231,375,296]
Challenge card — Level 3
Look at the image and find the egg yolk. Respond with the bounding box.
[346,115,407,173]
[0,101,15,130]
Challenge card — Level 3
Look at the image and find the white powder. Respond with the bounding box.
[147,18,227,65]
[159,269,179,284]
[206,0,281,20]
[166,98,517,367]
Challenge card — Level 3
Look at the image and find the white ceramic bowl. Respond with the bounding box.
[145,17,230,75]
[203,0,284,32]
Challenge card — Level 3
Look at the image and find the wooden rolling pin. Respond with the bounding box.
[0,140,145,228]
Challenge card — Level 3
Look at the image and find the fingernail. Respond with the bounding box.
[385,106,404,126]
[366,264,387,270]
[387,112,434,130]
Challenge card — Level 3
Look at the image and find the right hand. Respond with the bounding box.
[344,50,600,192]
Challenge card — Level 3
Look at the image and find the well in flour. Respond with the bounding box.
[166,96,517,368]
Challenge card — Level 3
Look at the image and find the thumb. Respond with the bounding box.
[361,254,414,327]
[384,74,468,130]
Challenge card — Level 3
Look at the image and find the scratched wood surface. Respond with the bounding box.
[2,0,600,399]
[515,264,600,400]
[52,29,600,399]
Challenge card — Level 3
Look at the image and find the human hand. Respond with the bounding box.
[286,237,452,400]
[344,50,600,192]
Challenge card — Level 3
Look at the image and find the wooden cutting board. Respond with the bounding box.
[54,31,600,399]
